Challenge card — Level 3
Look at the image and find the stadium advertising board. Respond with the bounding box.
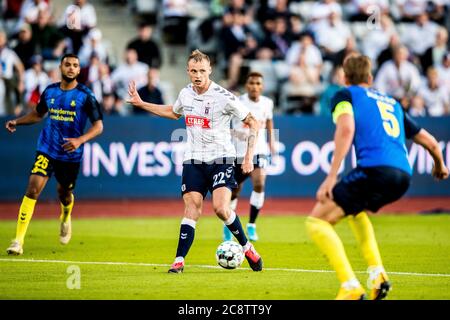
[1,116,449,200]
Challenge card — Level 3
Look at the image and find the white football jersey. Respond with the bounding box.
[232,94,274,157]
[173,82,250,162]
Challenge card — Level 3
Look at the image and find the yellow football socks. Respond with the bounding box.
[15,196,37,245]
[60,194,74,223]
[305,216,356,284]
[348,212,383,267]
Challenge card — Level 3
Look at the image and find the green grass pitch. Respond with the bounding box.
[0,215,449,300]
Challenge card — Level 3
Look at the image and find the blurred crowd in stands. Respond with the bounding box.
[1,0,449,117]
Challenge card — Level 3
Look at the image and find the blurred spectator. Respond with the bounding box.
[416,66,450,116]
[111,48,148,112]
[18,0,51,27]
[426,0,447,25]
[59,0,97,54]
[127,23,162,69]
[101,93,121,116]
[396,0,427,22]
[220,8,258,89]
[348,0,390,21]
[260,16,291,61]
[31,10,66,60]
[375,45,421,108]
[319,65,345,116]
[2,0,25,35]
[420,26,448,72]
[436,52,450,90]
[134,68,165,115]
[314,11,352,61]
[257,0,291,26]
[361,14,397,66]
[79,54,113,105]
[401,13,439,58]
[162,0,190,64]
[13,23,36,69]
[281,31,323,114]
[408,94,427,116]
[78,28,109,67]
[309,0,342,30]
[0,30,25,116]
[23,54,49,110]
[376,33,401,69]
[331,36,359,68]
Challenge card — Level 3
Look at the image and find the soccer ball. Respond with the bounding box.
[215,241,245,269]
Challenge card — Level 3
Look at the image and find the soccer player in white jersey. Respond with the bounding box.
[224,72,275,242]
[127,49,263,273]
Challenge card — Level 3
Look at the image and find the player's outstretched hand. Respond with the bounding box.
[5,120,17,133]
[432,163,449,180]
[316,175,337,202]
[126,81,143,107]
[62,137,82,153]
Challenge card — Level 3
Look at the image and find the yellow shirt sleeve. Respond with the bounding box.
[332,101,354,124]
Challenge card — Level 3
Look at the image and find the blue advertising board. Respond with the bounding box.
[1,115,449,200]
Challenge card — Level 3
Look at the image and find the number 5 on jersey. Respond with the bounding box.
[376,101,400,138]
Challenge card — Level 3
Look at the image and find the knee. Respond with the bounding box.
[213,205,230,220]
[253,183,265,193]
[25,186,41,199]
[57,187,72,203]
[184,204,202,221]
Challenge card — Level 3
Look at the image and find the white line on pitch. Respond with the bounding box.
[1,258,450,278]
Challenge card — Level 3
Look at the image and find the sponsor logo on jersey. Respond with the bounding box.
[185,115,211,128]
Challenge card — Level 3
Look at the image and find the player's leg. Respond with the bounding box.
[223,180,243,241]
[348,211,390,300]
[223,161,247,241]
[57,184,74,245]
[168,191,203,273]
[247,166,267,241]
[169,162,207,273]
[213,186,262,271]
[7,174,49,255]
[347,167,410,299]
[305,200,366,300]
[54,160,80,245]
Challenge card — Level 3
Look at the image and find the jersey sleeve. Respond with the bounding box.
[403,111,422,139]
[266,98,274,120]
[84,92,103,123]
[225,95,250,121]
[331,89,353,124]
[172,91,183,115]
[35,89,49,115]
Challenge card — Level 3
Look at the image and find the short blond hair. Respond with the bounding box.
[343,54,372,85]
[188,49,210,64]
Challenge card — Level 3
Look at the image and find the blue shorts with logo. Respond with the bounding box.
[181,157,238,198]
[332,166,411,216]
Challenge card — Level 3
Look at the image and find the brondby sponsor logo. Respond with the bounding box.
[185,115,211,128]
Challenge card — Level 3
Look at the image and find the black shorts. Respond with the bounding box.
[30,152,81,190]
[181,158,238,198]
[332,166,411,216]
[234,155,268,185]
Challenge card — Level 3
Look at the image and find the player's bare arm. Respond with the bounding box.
[266,118,276,156]
[62,120,104,153]
[5,109,46,133]
[413,129,449,180]
[317,113,355,202]
[241,113,258,174]
[126,81,181,120]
